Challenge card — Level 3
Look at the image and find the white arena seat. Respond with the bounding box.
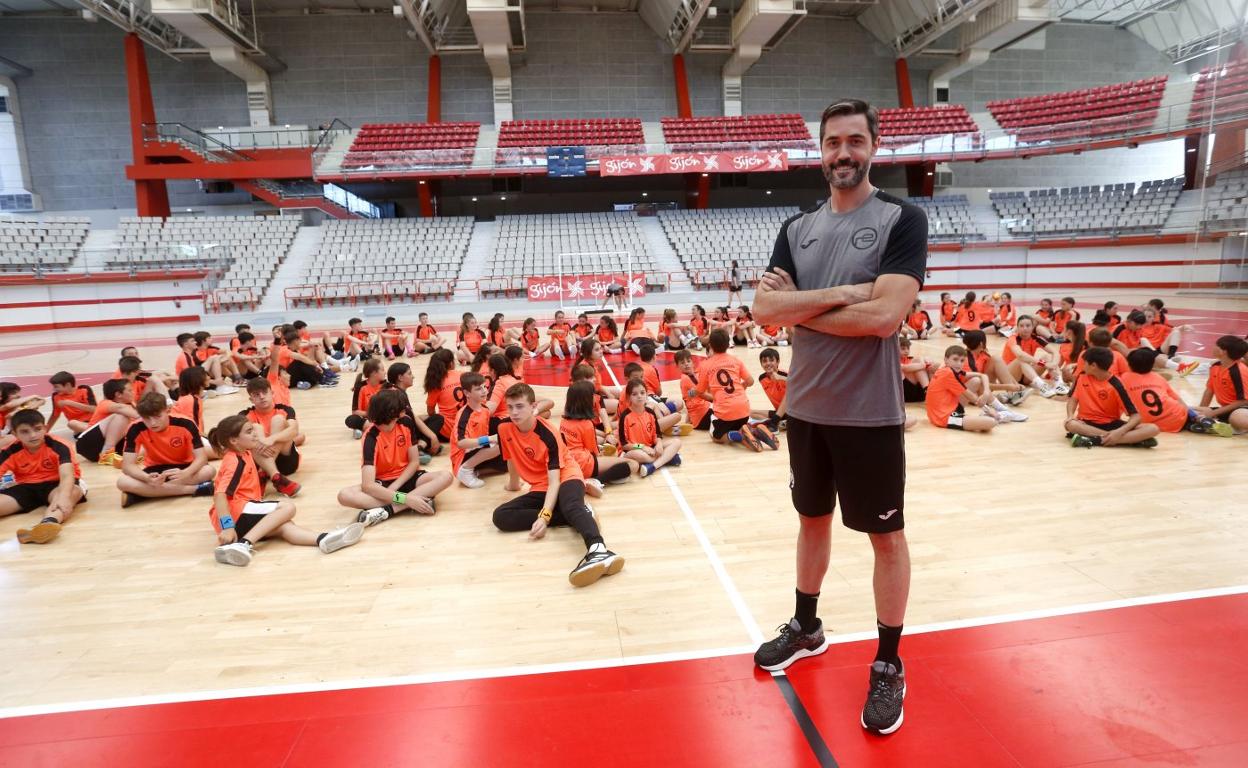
[990,178,1182,237]
[657,206,798,290]
[908,194,984,242]
[1201,168,1248,231]
[305,217,472,304]
[0,216,89,272]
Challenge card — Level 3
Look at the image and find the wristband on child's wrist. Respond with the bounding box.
[393,491,407,505]
[538,508,553,523]
[219,516,235,530]
[477,435,491,448]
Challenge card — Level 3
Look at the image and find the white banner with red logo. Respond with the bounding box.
[527,274,647,302]
[599,151,789,177]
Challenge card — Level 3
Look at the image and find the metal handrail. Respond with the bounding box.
[142,122,257,163]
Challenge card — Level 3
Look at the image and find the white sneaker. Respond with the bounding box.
[1032,381,1056,398]
[202,388,219,399]
[585,478,605,494]
[1002,409,1029,423]
[215,385,240,395]
[319,522,365,553]
[1006,389,1031,407]
[457,466,485,489]
[528,351,538,358]
[1052,381,1070,396]
[356,507,390,527]
[777,340,788,346]
[214,541,253,567]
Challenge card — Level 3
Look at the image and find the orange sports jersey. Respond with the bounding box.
[681,372,711,426]
[972,301,994,322]
[266,365,292,408]
[1035,308,1054,322]
[123,416,201,467]
[497,416,581,490]
[1140,322,1172,348]
[1075,348,1128,378]
[450,403,493,474]
[1207,360,1248,406]
[657,320,672,339]
[49,385,96,429]
[230,337,242,352]
[618,406,660,447]
[558,418,599,478]
[940,300,956,324]
[379,327,405,343]
[572,321,593,338]
[87,399,123,427]
[1072,374,1136,424]
[906,311,932,333]
[416,324,437,341]
[693,353,751,421]
[0,434,80,484]
[759,371,787,410]
[240,403,296,437]
[1107,315,1121,330]
[355,381,383,414]
[362,416,419,482]
[761,324,782,336]
[1003,335,1049,364]
[549,322,571,342]
[997,304,1017,327]
[425,370,464,439]
[627,324,655,341]
[1112,324,1142,349]
[487,374,521,418]
[173,350,198,375]
[689,316,708,336]
[521,328,540,352]
[459,328,485,353]
[490,328,508,348]
[171,394,204,433]
[597,325,617,343]
[953,305,980,331]
[210,450,264,528]
[965,349,991,375]
[1118,371,1188,433]
[640,362,661,396]
[1054,309,1080,334]
[925,366,966,428]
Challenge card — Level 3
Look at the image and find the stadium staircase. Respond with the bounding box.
[638,216,691,293]
[259,225,323,313]
[454,220,497,301]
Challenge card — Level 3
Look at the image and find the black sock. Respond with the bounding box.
[240,538,253,547]
[1090,435,1104,445]
[875,621,903,667]
[383,503,396,516]
[795,589,819,633]
[316,532,327,545]
[40,516,58,525]
[1167,345,1178,358]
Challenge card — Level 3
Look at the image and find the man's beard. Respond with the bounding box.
[823,160,867,190]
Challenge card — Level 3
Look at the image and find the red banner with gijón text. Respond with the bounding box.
[527,274,646,302]
[599,151,789,177]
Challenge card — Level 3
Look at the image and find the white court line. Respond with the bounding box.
[3,583,1245,721]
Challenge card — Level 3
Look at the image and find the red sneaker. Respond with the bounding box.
[272,474,301,497]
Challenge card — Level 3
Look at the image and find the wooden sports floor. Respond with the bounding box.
[1,289,1246,766]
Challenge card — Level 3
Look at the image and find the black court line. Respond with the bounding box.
[772,672,839,768]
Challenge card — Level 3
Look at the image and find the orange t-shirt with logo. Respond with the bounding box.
[1207,360,1248,406]
[618,407,660,448]
[425,370,464,439]
[362,417,419,482]
[1003,335,1049,364]
[49,385,96,430]
[210,450,263,529]
[0,435,80,484]
[693,353,751,421]
[241,403,296,437]
[450,403,492,474]
[640,362,662,397]
[759,372,787,410]
[123,417,201,467]
[1118,371,1187,433]
[1072,374,1136,424]
[680,370,710,427]
[497,417,581,491]
[558,417,599,478]
[925,366,966,428]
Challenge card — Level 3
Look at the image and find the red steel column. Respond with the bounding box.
[418,181,435,217]
[124,33,170,218]
[894,57,915,108]
[673,54,692,118]
[427,55,442,123]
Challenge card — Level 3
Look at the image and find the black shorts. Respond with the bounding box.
[463,447,508,474]
[787,417,906,534]
[693,410,712,431]
[1215,406,1246,423]
[902,380,927,403]
[76,423,106,462]
[711,415,749,439]
[979,321,996,330]
[275,446,300,477]
[145,462,192,475]
[381,471,428,495]
[0,480,87,513]
[386,343,404,356]
[233,500,281,540]
[1083,419,1126,432]
[606,286,624,296]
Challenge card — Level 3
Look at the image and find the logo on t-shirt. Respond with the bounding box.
[170,436,185,449]
[799,238,818,249]
[851,228,878,250]
[40,457,56,471]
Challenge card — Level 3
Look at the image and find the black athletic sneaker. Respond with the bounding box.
[861,659,906,735]
[753,618,828,671]
[568,546,625,587]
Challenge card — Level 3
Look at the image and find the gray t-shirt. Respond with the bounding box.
[767,190,927,427]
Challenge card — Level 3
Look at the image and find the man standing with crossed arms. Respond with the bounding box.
[753,99,927,735]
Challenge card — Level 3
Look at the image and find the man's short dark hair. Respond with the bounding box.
[819,99,879,143]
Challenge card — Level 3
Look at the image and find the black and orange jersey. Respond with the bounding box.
[759,371,787,410]
[1112,324,1142,349]
[416,323,437,341]
[1072,374,1136,424]
[940,299,956,325]
[953,304,980,331]
[490,328,508,348]
[240,403,296,437]
[123,416,201,467]
[362,416,419,482]
[487,374,521,419]
[459,328,486,353]
[640,362,661,396]
[693,353,751,421]
[626,323,654,342]
[210,450,263,528]
[618,407,660,448]
[681,371,710,427]
[689,316,708,336]
[925,367,966,427]
[1035,308,1054,323]
[1003,334,1048,364]
[1119,371,1187,433]
[425,370,464,439]
[906,311,932,333]
[497,416,581,490]
[997,304,1017,327]
[0,435,80,484]
[171,394,204,433]
[1140,322,1172,349]
[173,350,198,375]
[355,381,383,414]
[87,399,124,427]
[965,349,991,375]
[558,417,599,478]
[48,385,96,429]
[597,325,617,343]
[450,403,492,474]
[1054,308,1081,334]
[1076,348,1128,378]
[1207,360,1248,406]
[572,321,593,338]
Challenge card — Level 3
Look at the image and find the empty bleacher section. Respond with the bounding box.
[988,76,1167,144]
[0,217,89,272]
[342,122,480,170]
[480,213,657,298]
[659,114,813,152]
[657,207,797,290]
[878,106,978,147]
[118,216,298,309]
[1201,168,1248,231]
[496,119,645,164]
[990,178,1182,237]
[291,218,471,307]
[908,195,984,242]
[1190,59,1248,123]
